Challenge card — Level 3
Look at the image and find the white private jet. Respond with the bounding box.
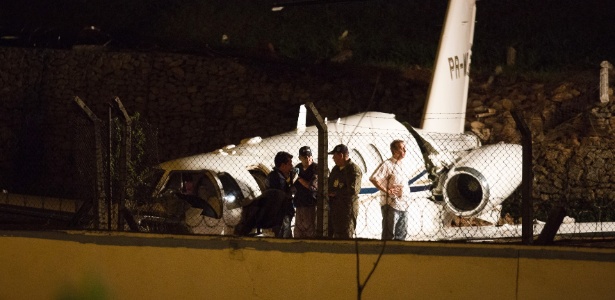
[146,0,523,239]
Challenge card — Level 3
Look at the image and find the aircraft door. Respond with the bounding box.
[195,171,225,219]
[167,170,224,219]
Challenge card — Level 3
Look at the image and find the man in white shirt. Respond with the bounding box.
[369,140,412,240]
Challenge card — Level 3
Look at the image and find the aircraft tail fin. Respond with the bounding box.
[420,0,476,134]
[296,104,307,133]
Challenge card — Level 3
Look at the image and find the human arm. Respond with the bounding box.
[329,163,363,199]
[297,175,318,191]
[370,177,389,194]
[295,164,318,191]
[296,177,311,189]
[328,167,339,197]
[333,162,362,199]
[369,162,402,198]
[351,163,363,197]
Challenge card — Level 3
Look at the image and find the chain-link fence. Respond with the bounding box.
[2,98,615,246]
[65,106,531,241]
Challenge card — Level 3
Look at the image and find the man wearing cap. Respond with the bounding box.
[370,139,412,240]
[327,144,363,239]
[293,146,319,238]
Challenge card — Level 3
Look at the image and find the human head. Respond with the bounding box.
[274,151,294,176]
[328,144,348,155]
[274,151,293,168]
[299,146,312,157]
[328,144,349,167]
[390,139,406,160]
[298,146,313,166]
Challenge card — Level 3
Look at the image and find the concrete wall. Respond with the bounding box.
[1,230,614,299]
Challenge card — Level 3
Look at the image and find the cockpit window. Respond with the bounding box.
[161,172,185,194]
[133,167,165,203]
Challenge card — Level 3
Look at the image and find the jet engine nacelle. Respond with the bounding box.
[442,143,522,220]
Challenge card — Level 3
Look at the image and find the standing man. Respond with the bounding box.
[266,151,295,238]
[370,139,412,240]
[327,144,363,239]
[293,146,318,238]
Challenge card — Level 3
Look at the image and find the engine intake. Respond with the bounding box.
[445,167,488,216]
[443,144,522,221]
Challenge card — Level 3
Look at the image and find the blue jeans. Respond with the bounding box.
[381,205,408,240]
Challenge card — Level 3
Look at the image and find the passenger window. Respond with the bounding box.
[217,172,245,209]
[351,149,367,173]
[365,144,384,173]
[249,169,268,191]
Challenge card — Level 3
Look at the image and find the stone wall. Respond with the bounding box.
[0,47,428,195]
[466,71,615,217]
[533,99,615,209]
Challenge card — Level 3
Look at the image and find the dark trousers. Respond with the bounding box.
[329,197,358,239]
[275,215,293,238]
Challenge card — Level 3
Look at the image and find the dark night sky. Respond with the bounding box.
[1,0,614,70]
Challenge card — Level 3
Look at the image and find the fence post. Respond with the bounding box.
[73,96,108,230]
[600,61,613,103]
[114,97,132,231]
[511,110,533,245]
[107,104,114,230]
[305,102,329,238]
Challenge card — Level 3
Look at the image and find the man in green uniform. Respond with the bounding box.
[327,144,363,239]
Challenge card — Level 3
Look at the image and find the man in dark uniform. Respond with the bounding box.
[327,144,363,239]
[235,151,295,237]
[265,151,295,238]
[293,146,318,238]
